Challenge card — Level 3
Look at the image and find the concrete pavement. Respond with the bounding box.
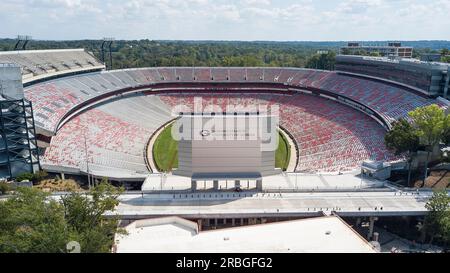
[108,190,438,219]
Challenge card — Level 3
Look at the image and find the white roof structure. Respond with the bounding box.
[114,216,377,253]
[141,171,385,192]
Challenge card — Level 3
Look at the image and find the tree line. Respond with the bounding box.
[0,39,337,70]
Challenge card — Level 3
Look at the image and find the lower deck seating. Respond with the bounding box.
[42,95,172,177]
[159,92,398,173]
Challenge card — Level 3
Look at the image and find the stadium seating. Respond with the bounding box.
[210,68,229,81]
[174,68,193,81]
[228,68,247,82]
[159,92,397,173]
[42,95,172,176]
[194,68,212,82]
[23,66,448,178]
[314,73,441,123]
[0,49,104,83]
[246,68,264,81]
[25,67,445,134]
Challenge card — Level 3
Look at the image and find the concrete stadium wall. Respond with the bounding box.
[0,65,23,100]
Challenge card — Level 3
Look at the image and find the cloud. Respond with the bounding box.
[242,0,271,5]
[0,0,448,41]
[337,0,383,14]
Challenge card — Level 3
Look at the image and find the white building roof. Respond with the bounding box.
[114,216,377,253]
[141,171,385,192]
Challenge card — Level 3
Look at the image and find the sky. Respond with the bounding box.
[1,0,449,41]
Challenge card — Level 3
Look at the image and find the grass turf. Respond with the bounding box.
[152,124,178,172]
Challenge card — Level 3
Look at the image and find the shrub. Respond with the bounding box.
[15,171,49,184]
[15,172,34,182]
[36,179,82,192]
[33,170,48,182]
[0,182,11,194]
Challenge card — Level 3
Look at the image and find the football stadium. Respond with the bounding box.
[2,0,450,258]
[1,49,447,183]
[1,43,450,254]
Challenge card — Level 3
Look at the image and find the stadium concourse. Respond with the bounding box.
[7,50,447,182]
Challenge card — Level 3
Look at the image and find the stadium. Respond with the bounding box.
[1,48,448,187]
[2,0,450,255]
[1,41,450,254]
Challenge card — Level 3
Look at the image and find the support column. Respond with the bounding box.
[61,172,65,180]
[197,219,202,232]
[235,180,241,188]
[191,180,197,191]
[256,179,263,191]
[367,217,377,240]
[372,232,379,242]
[232,218,236,226]
[444,67,449,98]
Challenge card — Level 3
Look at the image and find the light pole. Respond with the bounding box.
[102,37,115,70]
[83,131,91,190]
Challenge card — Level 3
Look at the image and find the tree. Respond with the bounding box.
[424,190,450,245]
[442,56,450,64]
[385,119,420,186]
[305,51,336,70]
[0,182,124,253]
[60,181,124,253]
[408,105,447,184]
[443,115,450,146]
[440,48,450,63]
[0,187,69,253]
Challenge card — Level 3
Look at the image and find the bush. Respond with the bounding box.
[15,172,34,182]
[36,179,82,192]
[0,182,11,194]
[15,171,48,183]
[33,170,48,182]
